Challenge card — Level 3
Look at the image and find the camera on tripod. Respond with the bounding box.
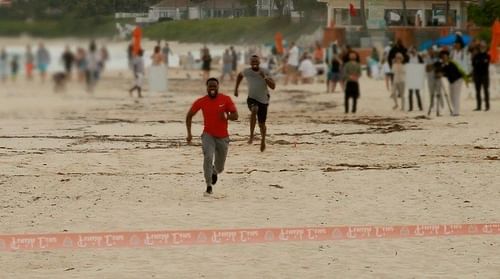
[427,58,453,117]
[432,60,444,79]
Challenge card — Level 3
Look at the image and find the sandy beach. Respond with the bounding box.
[0,45,500,278]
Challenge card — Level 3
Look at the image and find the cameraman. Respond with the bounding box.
[439,50,467,116]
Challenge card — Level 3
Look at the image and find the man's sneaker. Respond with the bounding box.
[212,172,218,185]
[204,186,213,197]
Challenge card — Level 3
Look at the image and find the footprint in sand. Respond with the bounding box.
[201,193,227,200]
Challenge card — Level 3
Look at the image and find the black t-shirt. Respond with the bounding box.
[388,45,409,68]
[442,61,463,84]
[62,51,74,67]
[330,59,340,73]
[202,54,211,70]
[472,52,490,76]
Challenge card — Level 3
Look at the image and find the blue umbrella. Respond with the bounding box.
[419,33,472,51]
[435,34,472,46]
[419,39,435,51]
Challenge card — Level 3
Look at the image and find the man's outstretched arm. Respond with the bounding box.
[185,110,196,144]
[234,72,244,97]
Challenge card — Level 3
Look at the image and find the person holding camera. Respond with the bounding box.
[424,47,439,110]
[440,50,467,116]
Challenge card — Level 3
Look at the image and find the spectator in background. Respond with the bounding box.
[391,53,406,110]
[388,39,409,69]
[85,40,100,93]
[367,47,380,79]
[383,41,394,91]
[149,45,168,93]
[75,47,87,83]
[25,45,35,81]
[424,46,439,110]
[342,51,362,113]
[186,51,195,71]
[284,41,299,85]
[61,46,75,79]
[36,43,51,83]
[342,45,360,64]
[129,49,145,98]
[201,46,212,82]
[451,33,471,76]
[0,48,7,82]
[220,49,232,82]
[10,55,19,82]
[407,47,424,111]
[327,54,342,93]
[99,45,109,74]
[127,43,133,69]
[298,53,316,84]
[230,46,238,80]
[471,41,491,111]
[162,42,172,66]
[313,41,324,64]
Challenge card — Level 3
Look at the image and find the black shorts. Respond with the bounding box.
[345,80,360,98]
[247,98,269,124]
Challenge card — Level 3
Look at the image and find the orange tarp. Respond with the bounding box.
[490,20,500,63]
[274,32,284,55]
[132,27,142,55]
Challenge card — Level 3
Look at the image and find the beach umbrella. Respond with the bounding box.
[434,33,472,47]
[419,39,435,51]
[419,33,472,51]
[490,20,500,63]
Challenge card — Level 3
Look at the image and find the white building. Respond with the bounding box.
[140,0,246,23]
[318,0,473,29]
[256,0,295,17]
[0,0,12,7]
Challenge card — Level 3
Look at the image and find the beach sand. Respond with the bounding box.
[0,56,499,278]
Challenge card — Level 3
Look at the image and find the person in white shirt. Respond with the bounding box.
[407,47,424,111]
[451,33,471,75]
[85,41,100,93]
[284,42,299,85]
[298,53,316,84]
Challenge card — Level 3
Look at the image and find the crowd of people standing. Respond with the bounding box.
[0,40,109,93]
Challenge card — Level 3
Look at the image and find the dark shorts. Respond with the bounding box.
[328,72,341,82]
[345,80,360,98]
[202,62,211,71]
[247,98,269,124]
[386,73,394,82]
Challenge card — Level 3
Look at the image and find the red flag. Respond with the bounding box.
[490,20,500,63]
[349,4,357,17]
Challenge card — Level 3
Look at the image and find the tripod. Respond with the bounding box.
[428,76,453,117]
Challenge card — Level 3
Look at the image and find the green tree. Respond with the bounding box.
[468,0,500,27]
[238,0,256,16]
[360,0,367,31]
[292,0,322,19]
[275,0,287,17]
[401,0,408,26]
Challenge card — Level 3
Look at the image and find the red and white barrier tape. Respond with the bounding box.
[1,223,499,252]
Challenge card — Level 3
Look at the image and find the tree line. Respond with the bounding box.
[0,0,324,20]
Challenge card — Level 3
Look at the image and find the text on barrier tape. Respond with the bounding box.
[0,223,499,252]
